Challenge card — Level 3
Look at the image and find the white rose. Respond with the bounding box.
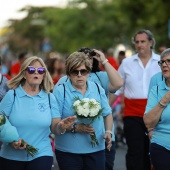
[90,99,97,103]
[73,100,80,106]
[89,108,98,117]
[96,103,101,110]
[83,110,89,117]
[83,102,89,109]
[77,106,84,116]
[82,98,90,102]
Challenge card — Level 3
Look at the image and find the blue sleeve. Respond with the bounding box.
[96,72,109,95]
[53,84,65,117]
[145,86,158,114]
[97,84,112,117]
[148,72,163,96]
[49,93,61,118]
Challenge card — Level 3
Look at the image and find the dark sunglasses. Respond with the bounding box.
[27,66,45,74]
[158,59,170,66]
[70,69,89,76]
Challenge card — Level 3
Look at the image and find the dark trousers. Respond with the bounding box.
[123,116,151,170]
[105,141,116,170]
[0,156,53,170]
[55,149,105,170]
[150,143,170,170]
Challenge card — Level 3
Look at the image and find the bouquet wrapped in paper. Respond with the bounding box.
[73,98,103,147]
[0,112,39,157]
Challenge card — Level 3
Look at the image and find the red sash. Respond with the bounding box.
[124,97,147,117]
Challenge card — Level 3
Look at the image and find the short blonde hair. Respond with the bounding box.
[65,52,92,75]
[8,56,54,93]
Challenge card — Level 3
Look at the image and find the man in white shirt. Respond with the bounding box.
[112,30,161,170]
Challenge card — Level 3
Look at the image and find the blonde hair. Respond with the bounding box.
[65,52,92,75]
[8,56,54,93]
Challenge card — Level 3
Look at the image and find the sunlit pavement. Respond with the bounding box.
[114,143,127,170]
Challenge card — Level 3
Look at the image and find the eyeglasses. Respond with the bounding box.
[27,66,45,74]
[70,69,89,76]
[158,59,170,66]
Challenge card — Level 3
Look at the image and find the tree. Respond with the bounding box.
[1,0,170,54]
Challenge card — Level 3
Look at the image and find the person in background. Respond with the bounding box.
[53,52,113,170]
[0,56,10,102]
[117,50,126,65]
[55,47,123,170]
[111,50,126,146]
[158,44,168,54]
[111,29,161,170]
[58,57,66,77]
[1,58,11,80]
[143,48,170,169]
[0,56,76,170]
[46,53,62,85]
[0,55,10,149]
[10,52,29,78]
[100,48,119,71]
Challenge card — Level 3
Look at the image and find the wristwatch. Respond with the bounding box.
[71,123,77,133]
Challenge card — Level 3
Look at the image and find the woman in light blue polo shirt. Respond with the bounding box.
[53,52,113,170]
[0,56,76,170]
[144,48,170,169]
[55,47,123,170]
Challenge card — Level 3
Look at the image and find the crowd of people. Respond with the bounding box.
[0,28,169,170]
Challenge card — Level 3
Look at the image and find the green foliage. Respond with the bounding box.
[3,0,170,54]
[0,112,6,126]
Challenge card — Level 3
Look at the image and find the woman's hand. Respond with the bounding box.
[161,90,170,105]
[103,132,112,151]
[76,123,95,135]
[92,49,106,64]
[58,116,77,134]
[11,139,26,150]
[148,128,154,140]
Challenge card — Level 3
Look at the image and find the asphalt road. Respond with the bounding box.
[52,144,127,170]
[114,144,127,170]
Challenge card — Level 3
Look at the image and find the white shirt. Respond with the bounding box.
[115,51,161,99]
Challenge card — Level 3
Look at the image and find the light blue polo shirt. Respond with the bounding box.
[53,79,112,153]
[55,71,115,141]
[148,72,164,96]
[0,85,60,161]
[145,80,170,150]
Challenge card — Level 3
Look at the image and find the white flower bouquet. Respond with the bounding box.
[0,112,39,157]
[73,98,103,147]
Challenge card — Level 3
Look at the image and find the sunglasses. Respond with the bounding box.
[70,69,89,76]
[158,59,170,66]
[27,66,45,74]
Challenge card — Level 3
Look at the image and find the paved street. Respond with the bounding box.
[52,144,127,170]
[114,144,127,170]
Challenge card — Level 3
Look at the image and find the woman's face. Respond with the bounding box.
[68,64,89,89]
[24,61,45,87]
[160,54,170,80]
[54,59,60,71]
